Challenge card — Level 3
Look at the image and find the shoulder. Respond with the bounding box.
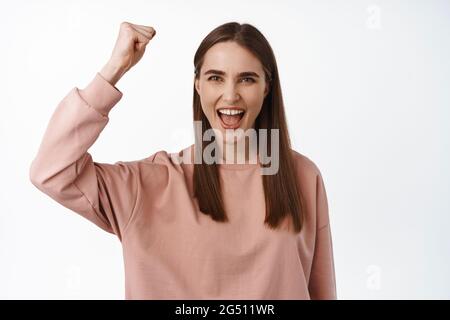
[109,151,176,179]
[290,148,323,180]
[117,145,195,174]
[121,150,175,166]
[291,149,330,229]
[127,149,190,178]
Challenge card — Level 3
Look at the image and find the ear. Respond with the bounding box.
[194,77,200,95]
[264,81,269,98]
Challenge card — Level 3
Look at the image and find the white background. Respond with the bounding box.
[1,0,449,299]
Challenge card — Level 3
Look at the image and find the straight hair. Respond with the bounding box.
[192,22,305,233]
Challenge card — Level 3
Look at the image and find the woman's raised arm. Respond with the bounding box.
[29,22,156,241]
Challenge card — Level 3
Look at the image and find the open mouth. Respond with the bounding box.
[216,109,245,129]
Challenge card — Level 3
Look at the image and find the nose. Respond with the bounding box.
[222,82,240,103]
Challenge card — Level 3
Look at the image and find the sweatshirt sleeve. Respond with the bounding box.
[308,171,337,299]
[29,72,139,242]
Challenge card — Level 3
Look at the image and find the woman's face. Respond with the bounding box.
[195,41,269,144]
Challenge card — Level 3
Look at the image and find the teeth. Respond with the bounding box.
[218,109,244,116]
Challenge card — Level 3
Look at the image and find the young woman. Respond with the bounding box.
[29,21,337,299]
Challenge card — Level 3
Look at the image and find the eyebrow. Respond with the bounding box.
[203,69,260,78]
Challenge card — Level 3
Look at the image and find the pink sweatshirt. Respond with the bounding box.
[29,72,337,300]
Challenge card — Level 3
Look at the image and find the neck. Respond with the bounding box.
[215,138,259,165]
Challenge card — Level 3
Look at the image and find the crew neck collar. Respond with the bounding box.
[178,144,261,170]
[217,161,261,170]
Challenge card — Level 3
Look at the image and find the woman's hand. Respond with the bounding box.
[100,22,156,85]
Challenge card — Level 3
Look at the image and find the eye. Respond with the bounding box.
[207,75,222,81]
[240,77,255,83]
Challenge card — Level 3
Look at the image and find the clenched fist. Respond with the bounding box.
[100,22,156,85]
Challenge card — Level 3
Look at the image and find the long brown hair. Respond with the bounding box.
[192,22,304,233]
